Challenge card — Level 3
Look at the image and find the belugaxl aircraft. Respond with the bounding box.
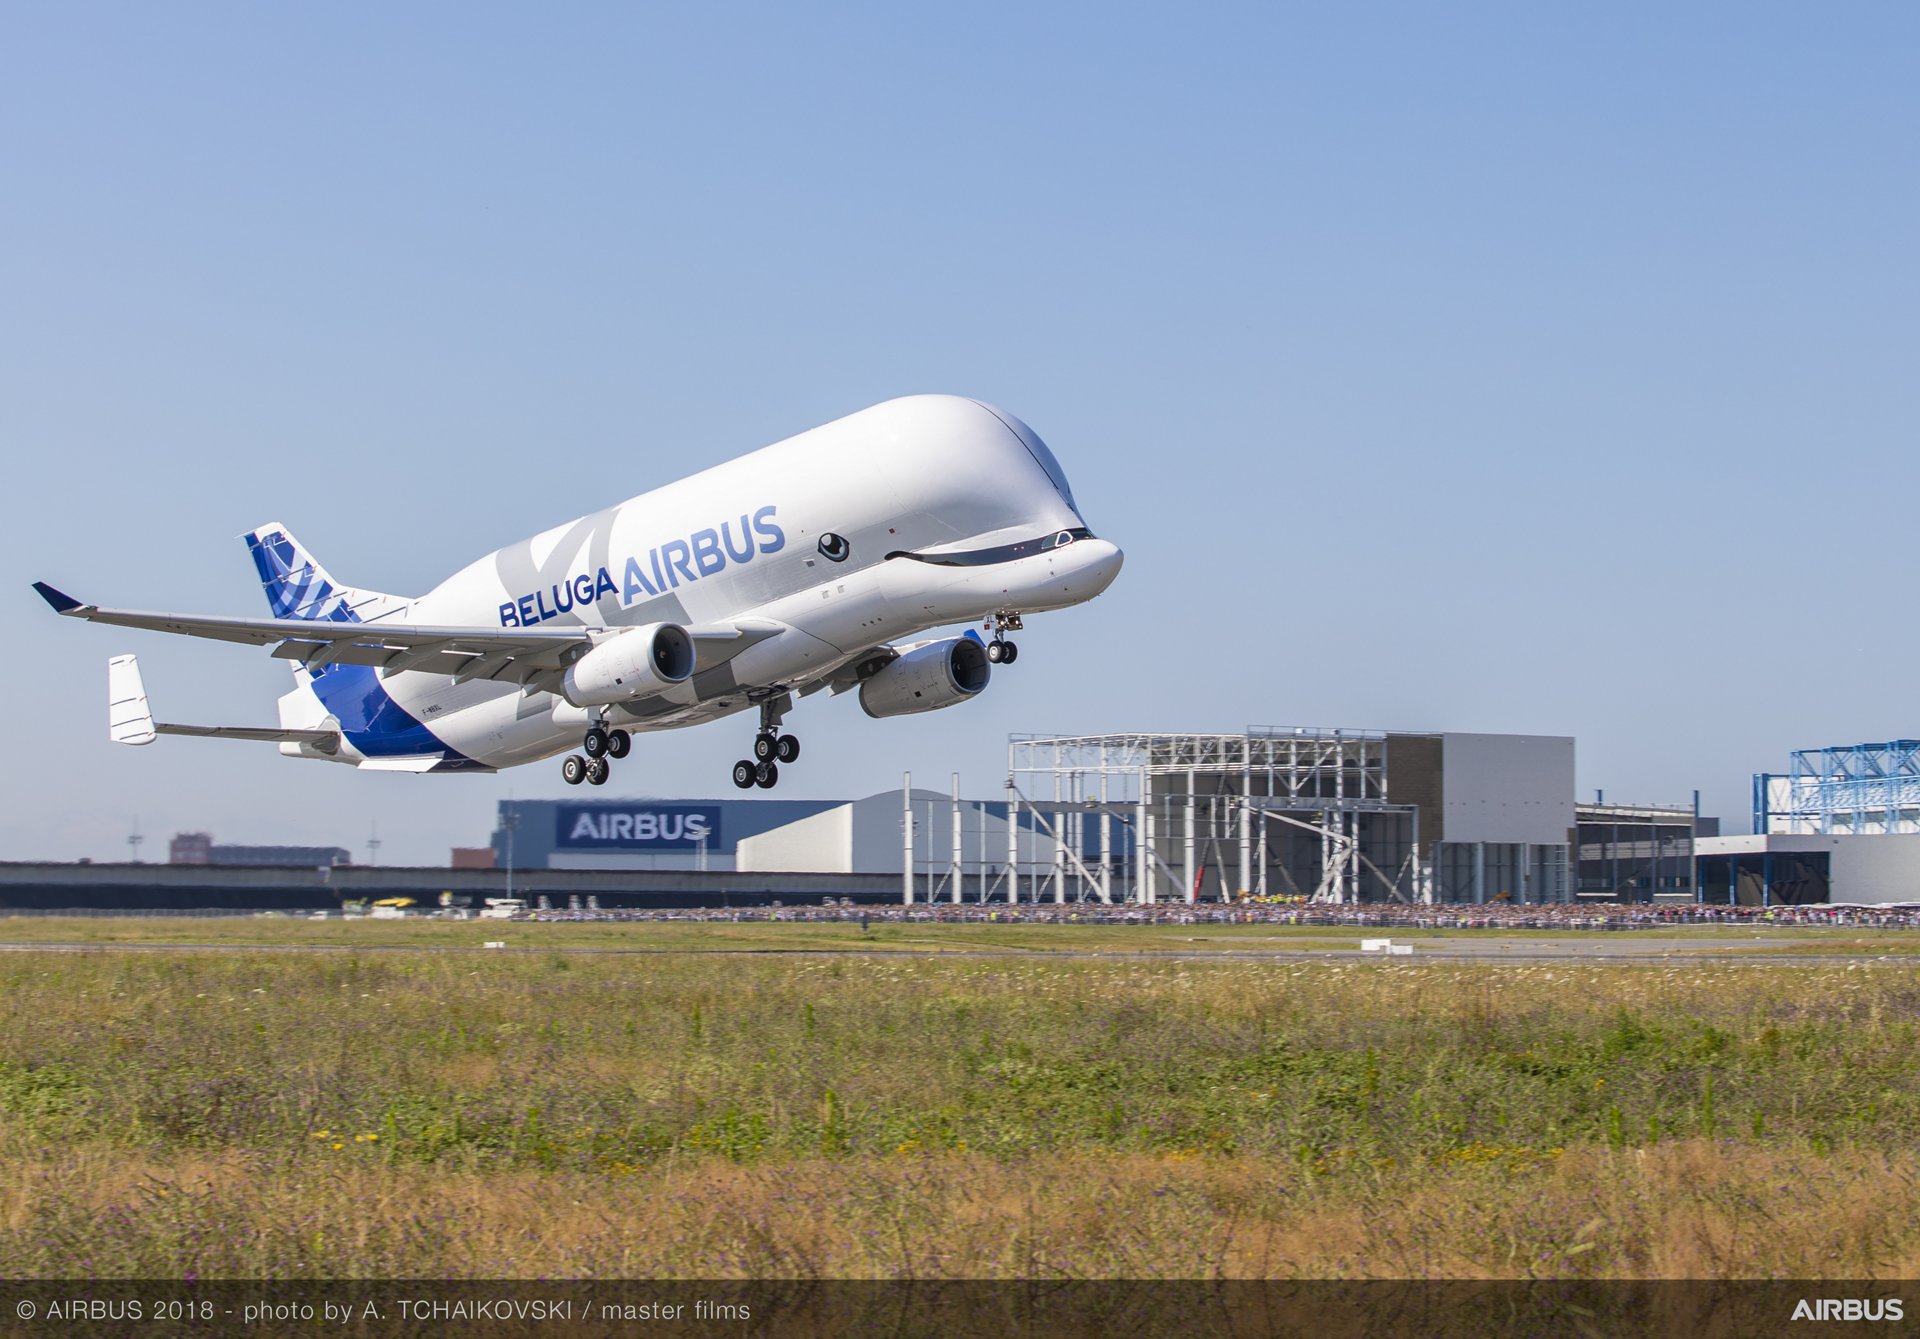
[35,396,1124,789]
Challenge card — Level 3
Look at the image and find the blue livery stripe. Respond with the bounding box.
[244,528,478,765]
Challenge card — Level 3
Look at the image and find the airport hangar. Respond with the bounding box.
[483,726,1709,906]
[50,726,1920,912]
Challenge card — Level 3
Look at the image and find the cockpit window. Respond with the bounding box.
[888,528,1092,567]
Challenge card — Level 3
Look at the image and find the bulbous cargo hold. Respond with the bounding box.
[562,624,695,707]
[858,637,991,718]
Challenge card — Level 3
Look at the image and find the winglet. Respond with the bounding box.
[33,581,83,614]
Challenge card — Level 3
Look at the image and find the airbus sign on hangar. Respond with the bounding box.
[498,797,836,871]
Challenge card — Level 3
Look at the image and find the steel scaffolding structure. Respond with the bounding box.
[1757,740,1920,835]
[1007,729,1422,904]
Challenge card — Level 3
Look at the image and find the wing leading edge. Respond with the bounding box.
[39,583,778,692]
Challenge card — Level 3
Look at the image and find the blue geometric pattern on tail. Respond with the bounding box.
[246,526,353,622]
[241,524,481,766]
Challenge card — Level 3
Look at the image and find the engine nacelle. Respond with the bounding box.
[562,624,696,707]
[858,636,991,719]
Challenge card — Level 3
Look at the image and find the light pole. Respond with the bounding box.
[501,806,520,902]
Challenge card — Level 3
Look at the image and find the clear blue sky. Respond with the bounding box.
[4,4,1917,864]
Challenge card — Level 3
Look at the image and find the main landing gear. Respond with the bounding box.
[986,610,1024,664]
[561,720,631,786]
[733,699,800,790]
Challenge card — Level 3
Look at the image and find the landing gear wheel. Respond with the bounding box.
[987,640,1006,664]
[753,733,776,761]
[732,760,757,790]
[755,760,779,789]
[1002,640,1019,664]
[562,754,588,785]
[586,757,610,785]
[776,733,800,764]
[606,729,632,759]
[583,727,609,759]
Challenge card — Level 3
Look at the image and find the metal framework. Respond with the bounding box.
[1006,729,1422,904]
[1757,740,1920,835]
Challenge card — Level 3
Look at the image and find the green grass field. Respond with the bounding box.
[4,919,1920,1278]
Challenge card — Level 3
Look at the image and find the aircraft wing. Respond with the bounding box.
[39,583,776,690]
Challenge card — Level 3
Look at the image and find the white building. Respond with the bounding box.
[1695,833,1920,906]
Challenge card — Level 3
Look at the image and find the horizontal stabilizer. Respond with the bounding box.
[154,723,339,749]
[105,654,338,752]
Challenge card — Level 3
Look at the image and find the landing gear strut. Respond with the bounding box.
[733,697,799,789]
[564,720,631,784]
[986,610,1024,664]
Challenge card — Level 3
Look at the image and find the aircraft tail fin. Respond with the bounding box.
[244,522,407,624]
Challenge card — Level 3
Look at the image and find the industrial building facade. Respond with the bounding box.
[1005,729,1576,904]
[484,729,1583,904]
[1687,740,1920,905]
[1573,803,1706,902]
[477,727,1798,906]
[1756,741,1920,836]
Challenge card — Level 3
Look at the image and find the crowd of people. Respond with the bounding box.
[520,899,1920,929]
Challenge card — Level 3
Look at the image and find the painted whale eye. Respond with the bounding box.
[818,533,851,562]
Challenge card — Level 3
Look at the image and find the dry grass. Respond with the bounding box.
[9,1144,1920,1279]
[4,939,1920,1277]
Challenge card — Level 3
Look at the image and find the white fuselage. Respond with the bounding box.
[280,395,1123,770]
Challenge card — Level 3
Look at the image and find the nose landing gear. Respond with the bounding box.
[986,610,1024,664]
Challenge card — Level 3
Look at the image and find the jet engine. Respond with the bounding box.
[562,624,696,707]
[858,636,991,719]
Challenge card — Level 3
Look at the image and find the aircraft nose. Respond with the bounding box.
[1075,537,1124,594]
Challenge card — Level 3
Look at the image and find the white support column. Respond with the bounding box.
[1238,763,1252,899]
[1099,769,1112,904]
[1320,813,1334,903]
[975,802,986,905]
[951,773,963,904]
[1473,842,1486,905]
[1411,810,1425,905]
[902,772,913,905]
[1349,810,1361,902]
[1137,784,1152,904]
[1007,780,1020,905]
[1256,808,1269,897]
[1183,767,1197,904]
[1052,769,1065,904]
